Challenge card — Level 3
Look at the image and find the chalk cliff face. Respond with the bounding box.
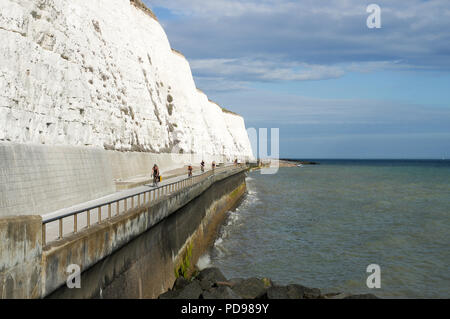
[0,0,254,160]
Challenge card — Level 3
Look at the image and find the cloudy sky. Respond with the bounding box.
[144,0,450,159]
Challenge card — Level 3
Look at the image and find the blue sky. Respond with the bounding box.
[144,0,450,159]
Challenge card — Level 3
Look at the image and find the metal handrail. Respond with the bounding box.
[41,164,246,245]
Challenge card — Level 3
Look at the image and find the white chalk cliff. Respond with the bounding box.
[0,0,254,160]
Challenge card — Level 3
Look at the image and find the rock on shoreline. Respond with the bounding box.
[158,267,379,299]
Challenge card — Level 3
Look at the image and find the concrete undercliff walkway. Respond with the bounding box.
[1,164,249,298]
[42,164,235,244]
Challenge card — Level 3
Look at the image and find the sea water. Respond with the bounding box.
[208,160,450,298]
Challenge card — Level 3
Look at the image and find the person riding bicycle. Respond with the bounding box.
[200,160,205,172]
[188,164,193,177]
[152,164,160,186]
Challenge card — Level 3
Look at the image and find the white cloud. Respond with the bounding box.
[190,57,346,84]
[149,0,295,17]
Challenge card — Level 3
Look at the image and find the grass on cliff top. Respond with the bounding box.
[207,99,240,116]
[221,107,240,116]
[130,0,158,21]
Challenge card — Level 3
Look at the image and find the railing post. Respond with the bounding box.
[138,194,141,208]
[117,201,120,216]
[125,198,127,212]
[98,207,102,223]
[59,218,63,239]
[108,204,111,219]
[87,210,90,227]
[74,214,78,233]
[42,224,46,245]
[131,196,134,209]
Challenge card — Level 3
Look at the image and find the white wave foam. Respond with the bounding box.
[196,254,212,270]
[213,244,228,258]
[215,237,224,246]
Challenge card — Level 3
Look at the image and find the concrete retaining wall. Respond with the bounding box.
[44,168,246,299]
[0,143,115,217]
[0,216,42,298]
[0,142,249,217]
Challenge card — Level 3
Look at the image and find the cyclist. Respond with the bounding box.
[200,160,205,173]
[188,164,193,177]
[152,164,160,187]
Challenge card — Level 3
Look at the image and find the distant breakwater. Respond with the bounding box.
[279,159,320,165]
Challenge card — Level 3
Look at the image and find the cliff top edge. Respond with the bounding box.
[130,0,158,21]
[131,1,243,119]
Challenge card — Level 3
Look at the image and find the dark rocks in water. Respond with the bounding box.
[265,284,321,299]
[344,294,380,299]
[266,286,290,299]
[197,267,227,285]
[231,278,268,299]
[286,284,321,299]
[228,278,245,287]
[175,281,203,299]
[173,276,190,291]
[156,267,379,299]
[202,286,242,299]
[199,278,214,291]
[159,281,203,299]
[322,292,346,299]
[158,289,181,299]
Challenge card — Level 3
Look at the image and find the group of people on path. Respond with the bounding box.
[189,160,215,177]
[151,159,240,187]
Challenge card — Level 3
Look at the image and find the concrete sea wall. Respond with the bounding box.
[0,167,247,299]
[0,216,42,298]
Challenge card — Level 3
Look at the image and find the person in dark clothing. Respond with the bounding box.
[201,160,205,172]
[152,164,160,186]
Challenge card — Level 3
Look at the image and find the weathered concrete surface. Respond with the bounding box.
[0,142,243,218]
[44,168,247,298]
[0,216,42,299]
[0,143,115,217]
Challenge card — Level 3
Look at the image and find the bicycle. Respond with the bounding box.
[153,174,159,187]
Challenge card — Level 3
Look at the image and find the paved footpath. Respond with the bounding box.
[42,164,234,243]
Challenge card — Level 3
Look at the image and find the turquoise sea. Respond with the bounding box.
[208,160,450,298]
